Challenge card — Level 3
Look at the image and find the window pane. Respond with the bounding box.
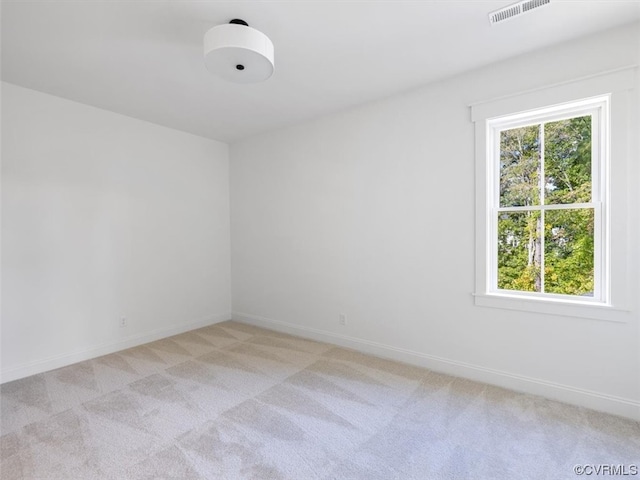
[498,211,542,292]
[544,208,594,296]
[500,125,540,207]
[544,116,591,204]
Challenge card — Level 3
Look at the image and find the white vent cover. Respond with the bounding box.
[489,0,551,25]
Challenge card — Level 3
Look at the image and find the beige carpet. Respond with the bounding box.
[1,320,638,479]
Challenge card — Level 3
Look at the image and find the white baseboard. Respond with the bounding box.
[0,312,231,384]
[233,311,640,421]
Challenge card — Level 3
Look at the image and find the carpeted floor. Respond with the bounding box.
[1,320,638,479]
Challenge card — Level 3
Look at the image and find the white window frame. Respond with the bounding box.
[471,67,636,322]
[488,98,607,302]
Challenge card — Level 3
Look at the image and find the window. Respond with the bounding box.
[488,98,607,302]
[471,68,636,321]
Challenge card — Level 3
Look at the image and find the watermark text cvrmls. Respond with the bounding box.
[574,464,638,476]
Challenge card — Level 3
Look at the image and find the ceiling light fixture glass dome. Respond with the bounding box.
[204,19,275,83]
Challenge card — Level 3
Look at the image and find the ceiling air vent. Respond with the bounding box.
[489,0,551,25]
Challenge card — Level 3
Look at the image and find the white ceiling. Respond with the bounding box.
[2,1,639,143]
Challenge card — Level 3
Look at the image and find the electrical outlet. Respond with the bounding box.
[120,317,127,328]
[339,313,347,326]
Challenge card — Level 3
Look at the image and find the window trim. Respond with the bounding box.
[471,67,636,322]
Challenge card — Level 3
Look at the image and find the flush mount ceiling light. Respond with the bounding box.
[204,19,274,83]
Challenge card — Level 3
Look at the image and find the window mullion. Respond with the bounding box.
[497,203,594,212]
[539,123,545,293]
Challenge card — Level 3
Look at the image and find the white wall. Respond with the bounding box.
[1,82,231,382]
[231,24,640,419]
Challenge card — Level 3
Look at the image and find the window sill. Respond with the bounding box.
[472,292,630,322]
